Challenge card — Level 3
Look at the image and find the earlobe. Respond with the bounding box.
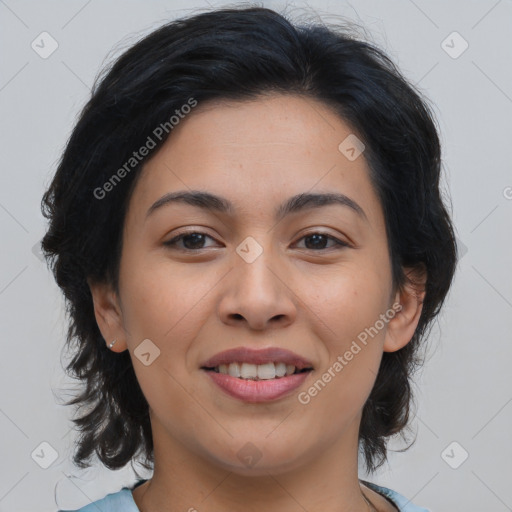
[383,266,426,353]
[87,277,127,352]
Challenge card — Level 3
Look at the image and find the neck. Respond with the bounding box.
[133,414,374,512]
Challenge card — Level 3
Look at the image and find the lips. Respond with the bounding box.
[200,347,314,402]
[200,347,314,371]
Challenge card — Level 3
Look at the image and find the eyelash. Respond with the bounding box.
[163,230,350,252]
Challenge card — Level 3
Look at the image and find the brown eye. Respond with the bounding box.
[295,232,349,251]
[163,231,218,251]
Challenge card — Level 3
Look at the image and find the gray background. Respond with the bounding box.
[1,0,511,510]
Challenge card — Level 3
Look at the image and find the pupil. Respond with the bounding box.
[305,234,327,249]
[183,233,205,249]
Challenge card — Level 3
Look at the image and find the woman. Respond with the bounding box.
[43,6,457,512]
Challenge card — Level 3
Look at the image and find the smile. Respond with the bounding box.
[200,347,314,403]
[207,362,311,380]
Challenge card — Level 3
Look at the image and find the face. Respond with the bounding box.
[92,93,421,476]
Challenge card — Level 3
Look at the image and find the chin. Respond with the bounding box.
[204,440,312,477]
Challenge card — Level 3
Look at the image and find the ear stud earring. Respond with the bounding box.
[108,339,117,349]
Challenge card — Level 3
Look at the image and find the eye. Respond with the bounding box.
[294,232,350,251]
[163,230,350,252]
[163,231,218,251]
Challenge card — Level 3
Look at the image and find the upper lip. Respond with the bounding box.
[201,347,314,370]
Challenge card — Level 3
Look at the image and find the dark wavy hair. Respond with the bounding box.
[41,5,458,476]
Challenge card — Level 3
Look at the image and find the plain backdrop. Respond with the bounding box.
[1,1,511,511]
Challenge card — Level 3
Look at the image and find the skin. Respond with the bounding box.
[89,93,425,512]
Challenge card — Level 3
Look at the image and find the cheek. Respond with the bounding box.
[300,292,387,433]
[119,253,226,383]
[119,259,208,411]
[119,252,203,339]
[303,258,391,342]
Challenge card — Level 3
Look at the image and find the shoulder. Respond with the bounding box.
[362,480,431,512]
[57,487,140,512]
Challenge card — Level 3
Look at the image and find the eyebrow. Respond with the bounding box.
[146,190,368,223]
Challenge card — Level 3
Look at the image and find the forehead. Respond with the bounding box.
[167,93,352,157]
[127,94,382,228]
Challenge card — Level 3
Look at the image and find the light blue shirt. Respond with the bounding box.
[59,479,430,511]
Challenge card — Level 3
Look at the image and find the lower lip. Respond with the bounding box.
[204,370,311,403]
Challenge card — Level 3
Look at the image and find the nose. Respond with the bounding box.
[218,246,297,331]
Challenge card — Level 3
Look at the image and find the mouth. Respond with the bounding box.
[200,347,314,402]
[200,346,314,379]
[202,362,313,381]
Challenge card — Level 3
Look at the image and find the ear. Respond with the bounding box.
[383,266,427,353]
[87,277,127,352]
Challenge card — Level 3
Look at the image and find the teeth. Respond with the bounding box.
[215,362,307,380]
[227,362,240,378]
[275,362,287,377]
[240,363,258,379]
[257,363,275,380]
